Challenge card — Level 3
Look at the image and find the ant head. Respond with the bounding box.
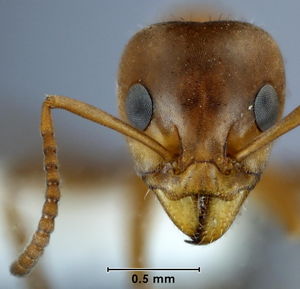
[118,21,285,243]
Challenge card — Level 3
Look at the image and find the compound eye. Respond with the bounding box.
[125,83,153,130]
[254,84,279,131]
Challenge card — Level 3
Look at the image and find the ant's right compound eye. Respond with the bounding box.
[125,83,153,131]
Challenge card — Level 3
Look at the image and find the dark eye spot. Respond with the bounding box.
[125,83,153,130]
[254,84,279,131]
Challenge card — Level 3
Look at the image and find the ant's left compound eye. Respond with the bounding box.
[125,83,153,130]
[254,84,279,131]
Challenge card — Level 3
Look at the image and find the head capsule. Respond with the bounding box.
[118,21,285,243]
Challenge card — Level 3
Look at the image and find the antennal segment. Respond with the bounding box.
[10,94,174,276]
[234,106,300,161]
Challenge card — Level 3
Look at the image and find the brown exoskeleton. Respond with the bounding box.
[10,20,300,276]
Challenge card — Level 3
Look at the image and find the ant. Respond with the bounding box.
[10,20,299,276]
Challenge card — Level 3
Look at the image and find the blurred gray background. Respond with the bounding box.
[0,1,299,289]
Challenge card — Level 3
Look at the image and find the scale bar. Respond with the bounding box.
[107,267,200,273]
